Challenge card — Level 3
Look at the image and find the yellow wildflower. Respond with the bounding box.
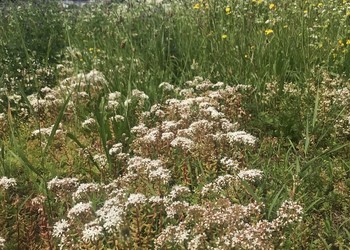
[339,39,345,47]
[269,3,276,10]
[89,48,94,52]
[265,29,274,36]
[193,3,200,9]
[346,39,350,45]
[222,34,228,39]
[225,6,231,14]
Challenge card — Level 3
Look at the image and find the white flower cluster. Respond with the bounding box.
[220,157,239,171]
[52,219,70,239]
[110,114,125,123]
[108,143,123,156]
[125,157,171,184]
[31,123,64,138]
[275,200,303,227]
[67,202,93,219]
[165,201,189,219]
[93,154,108,169]
[125,193,147,207]
[81,118,96,129]
[47,177,79,195]
[155,222,189,248]
[201,175,236,196]
[0,236,5,249]
[82,220,104,243]
[227,131,258,146]
[107,91,121,110]
[96,196,125,234]
[170,136,195,151]
[159,82,175,91]
[132,89,149,100]
[27,87,62,113]
[73,183,101,201]
[166,185,191,202]
[0,176,16,190]
[237,169,263,182]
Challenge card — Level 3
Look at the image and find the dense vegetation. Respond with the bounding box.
[0,0,349,249]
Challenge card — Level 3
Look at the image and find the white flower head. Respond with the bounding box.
[0,177,16,190]
[159,82,174,91]
[170,137,194,151]
[227,131,257,146]
[52,219,70,238]
[126,193,147,207]
[0,237,5,249]
[237,169,263,182]
[67,202,93,219]
[82,220,104,243]
[82,118,96,129]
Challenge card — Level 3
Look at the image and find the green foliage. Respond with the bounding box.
[0,0,65,95]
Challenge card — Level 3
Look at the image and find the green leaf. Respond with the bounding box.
[267,185,285,220]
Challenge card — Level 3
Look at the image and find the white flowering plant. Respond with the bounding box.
[0,0,350,249]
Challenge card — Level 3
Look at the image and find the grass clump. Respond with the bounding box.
[0,0,349,249]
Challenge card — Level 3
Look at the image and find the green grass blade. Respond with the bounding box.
[66,132,101,174]
[41,93,72,167]
[267,185,285,220]
[312,88,319,128]
[8,149,43,180]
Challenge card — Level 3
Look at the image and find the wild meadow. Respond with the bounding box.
[0,0,349,249]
